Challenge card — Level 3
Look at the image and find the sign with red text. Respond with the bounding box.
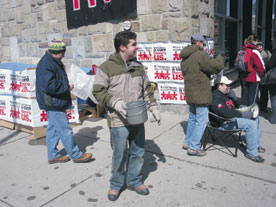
[0,95,79,127]
[157,83,186,104]
[0,68,36,97]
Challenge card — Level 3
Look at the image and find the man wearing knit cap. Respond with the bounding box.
[36,38,92,164]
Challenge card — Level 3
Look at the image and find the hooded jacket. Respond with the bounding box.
[180,44,224,105]
[93,53,156,128]
[240,44,265,82]
[36,51,72,111]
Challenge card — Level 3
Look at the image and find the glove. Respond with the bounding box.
[114,100,127,118]
[228,89,237,101]
[241,111,253,119]
[151,109,162,125]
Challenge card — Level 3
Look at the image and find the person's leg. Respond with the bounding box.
[188,105,209,150]
[241,82,249,106]
[259,84,269,111]
[126,124,145,188]
[46,111,61,160]
[109,126,129,191]
[184,105,196,146]
[268,87,276,124]
[235,118,259,156]
[248,82,259,106]
[52,110,83,160]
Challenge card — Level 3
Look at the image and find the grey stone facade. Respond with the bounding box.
[0,0,214,67]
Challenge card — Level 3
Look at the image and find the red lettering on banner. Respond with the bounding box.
[173,51,181,61]
[172,71,183,80]
[10,108,20,119]
[73,0,80,11]
[21,82,30,93]
[104,0,111,3]
[0,82,4,89]
[88,0,96,8]
[154,71,170,80]
[179,91,186,101]
[9,81,22,92]
[161,91,178,100]
[40,110,48,122]
[21,110,31,122]
[153,52,166,61]
[138,51,153,61]
[67,110,75,120]
[0,107,6,116]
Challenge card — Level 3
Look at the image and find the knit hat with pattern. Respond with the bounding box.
[48,39,66,53]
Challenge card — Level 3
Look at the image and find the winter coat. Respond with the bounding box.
[93,53,156,128]
[240,44,265,82]
[180,44,224,105]
[209,89,242,127]
[36,51,71,111]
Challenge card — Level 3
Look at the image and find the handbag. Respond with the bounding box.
[261,67,276,85]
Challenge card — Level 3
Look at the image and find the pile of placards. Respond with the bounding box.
[0,62,79,139]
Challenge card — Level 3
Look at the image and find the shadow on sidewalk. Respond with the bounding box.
[142,140,166,183]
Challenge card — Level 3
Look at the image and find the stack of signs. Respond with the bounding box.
[0,62,79,128]
[137,42,189,104]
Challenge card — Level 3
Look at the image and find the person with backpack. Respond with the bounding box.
[256,42,271,112]
[235,34,265,106]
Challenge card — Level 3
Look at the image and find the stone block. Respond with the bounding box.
[8,8,16,21]
[168,0,182,12]
[162,19,169,30]
[39,42,48,48]
[131,21,141,33]
[154,31,169,42]
[152,0,167,13]
[23,13,37,29]
[87,23,108,35]
[77,26,88,36]
[42,2,56,21]
[137,0,151,15]
[168,19,190,42]
[56,0,65,10]
[10,36,19,61]
[84,37,93,53]
[26,43,40,57]
[92,34,114,52]
[72,37,85,59]
[136,32,148,42]
[1,46,11,60]
[141,15,161,31]
[56,10,66,23]
[16,7,25,24]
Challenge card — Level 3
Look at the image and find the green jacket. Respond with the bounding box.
[180,44,224,105]
[93,54,156,128]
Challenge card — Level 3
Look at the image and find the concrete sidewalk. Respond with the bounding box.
[1,110,276,207]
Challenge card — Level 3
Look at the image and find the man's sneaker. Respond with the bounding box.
[245,154,265,163]
[73,153,92,163]
[258,146,266,153]
[187,148,207,157]
[182,143,189,150]
[128,184,149,195]
[48,155,70,164]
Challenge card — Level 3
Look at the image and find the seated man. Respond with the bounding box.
[209,75,265,163]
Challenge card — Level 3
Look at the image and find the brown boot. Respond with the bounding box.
[48,155,70,164]
[73,153,92,163]
[129,184,149,195]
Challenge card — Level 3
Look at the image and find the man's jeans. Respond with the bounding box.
[220,117,261,156]
[109,124,145,190]
[184,105,209,150]
[46,110,82,161]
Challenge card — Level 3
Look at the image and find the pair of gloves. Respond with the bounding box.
[114,100,162,125]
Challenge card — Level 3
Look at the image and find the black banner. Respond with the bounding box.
[65,0,137,29]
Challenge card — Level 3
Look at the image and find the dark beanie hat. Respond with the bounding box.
[48,38,66,53]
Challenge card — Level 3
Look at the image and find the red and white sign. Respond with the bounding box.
[157,83,186,104]
[0,95,79,127]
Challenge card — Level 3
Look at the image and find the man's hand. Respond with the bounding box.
[69,83,74,91]
[151,109,162,125]
[114,100,127,118]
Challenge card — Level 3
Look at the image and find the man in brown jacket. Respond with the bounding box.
[180,33,225,156]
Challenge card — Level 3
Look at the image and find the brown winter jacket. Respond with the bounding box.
[180,44,224,105]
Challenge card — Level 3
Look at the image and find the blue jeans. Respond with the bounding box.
[46,110,82,161]
[184,105,209,150]
[109,124,145,190]
[219,117,261,156]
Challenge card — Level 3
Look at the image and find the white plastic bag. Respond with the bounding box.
[66,64,98,104]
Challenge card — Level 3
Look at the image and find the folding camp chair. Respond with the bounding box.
[202,112,244,157]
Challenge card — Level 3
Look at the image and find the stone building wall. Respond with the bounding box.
[0,0,214,67]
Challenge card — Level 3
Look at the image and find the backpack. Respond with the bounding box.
[234,49,252,74]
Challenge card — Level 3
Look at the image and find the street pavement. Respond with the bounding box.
[1,106,276,207]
